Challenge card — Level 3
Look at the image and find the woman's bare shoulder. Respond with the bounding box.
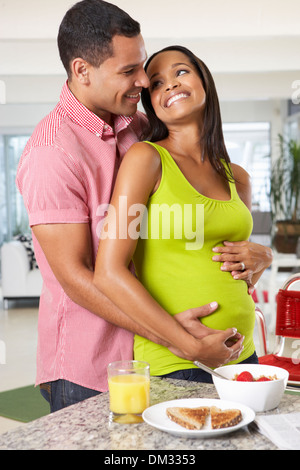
[121,141,162,172]
[115,142,162,197]
[230,162,251,186]
[125,141,160,159]
[230,163,252,208]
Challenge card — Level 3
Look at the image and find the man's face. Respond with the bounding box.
[83,34,150,123]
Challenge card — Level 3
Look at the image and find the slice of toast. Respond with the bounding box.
[210,406,242,429]
[166,406,210,430]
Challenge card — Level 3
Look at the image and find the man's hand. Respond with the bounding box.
[172,302,244,368]
[174,302,242,342]
[168,327,244,368]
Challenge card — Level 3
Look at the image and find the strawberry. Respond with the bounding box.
[236,371,254,382]
[256,376,271,382]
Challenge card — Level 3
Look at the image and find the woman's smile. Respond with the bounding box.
[164,91,191,108]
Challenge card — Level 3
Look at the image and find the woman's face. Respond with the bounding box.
[146,50,206,126]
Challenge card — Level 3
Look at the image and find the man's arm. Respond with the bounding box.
[33,222,170,344]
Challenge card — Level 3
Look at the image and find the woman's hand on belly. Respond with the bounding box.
[212,240,273,293]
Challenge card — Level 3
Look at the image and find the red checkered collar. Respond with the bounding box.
[60,81,133,138]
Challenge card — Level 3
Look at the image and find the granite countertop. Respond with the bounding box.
[0,377,299,451]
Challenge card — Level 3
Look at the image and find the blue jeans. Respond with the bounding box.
[40,380,101,413]
[159,352,259,384]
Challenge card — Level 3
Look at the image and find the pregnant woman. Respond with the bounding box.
[94,45,272,382]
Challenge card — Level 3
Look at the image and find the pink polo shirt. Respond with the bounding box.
[16,82,148,392]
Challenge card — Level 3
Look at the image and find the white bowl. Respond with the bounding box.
[212,364,289,412]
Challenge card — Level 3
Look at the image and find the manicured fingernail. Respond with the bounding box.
[210,301,218,309]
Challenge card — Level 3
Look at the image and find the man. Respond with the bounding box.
[16,0,243,412]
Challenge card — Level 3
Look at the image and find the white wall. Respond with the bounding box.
[0,0,299,139]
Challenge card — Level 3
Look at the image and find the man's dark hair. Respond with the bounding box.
[58,0,141,77]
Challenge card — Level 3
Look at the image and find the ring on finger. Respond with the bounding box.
[240,262,246,271]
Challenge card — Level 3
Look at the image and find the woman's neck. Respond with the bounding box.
[161,122,204,162]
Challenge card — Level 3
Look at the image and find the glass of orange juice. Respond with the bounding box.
[107,360,150,423]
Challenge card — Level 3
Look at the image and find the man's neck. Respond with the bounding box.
[67,80,112,126]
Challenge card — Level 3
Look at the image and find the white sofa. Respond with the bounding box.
[1,240,43,308]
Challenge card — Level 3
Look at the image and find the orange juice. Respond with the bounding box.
[108,374,150,414]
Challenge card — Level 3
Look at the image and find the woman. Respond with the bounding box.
[94,46,272,382]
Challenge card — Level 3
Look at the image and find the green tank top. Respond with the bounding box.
[133,142,255,376]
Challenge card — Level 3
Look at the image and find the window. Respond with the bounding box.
[0,135,30,245]
[223,122,271,212]
[285,112,300,141]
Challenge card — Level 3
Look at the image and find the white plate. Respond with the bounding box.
[142,398,255,438]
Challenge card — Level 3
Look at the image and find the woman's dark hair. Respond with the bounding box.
[141,45,233,182]
[58,0,141,78]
